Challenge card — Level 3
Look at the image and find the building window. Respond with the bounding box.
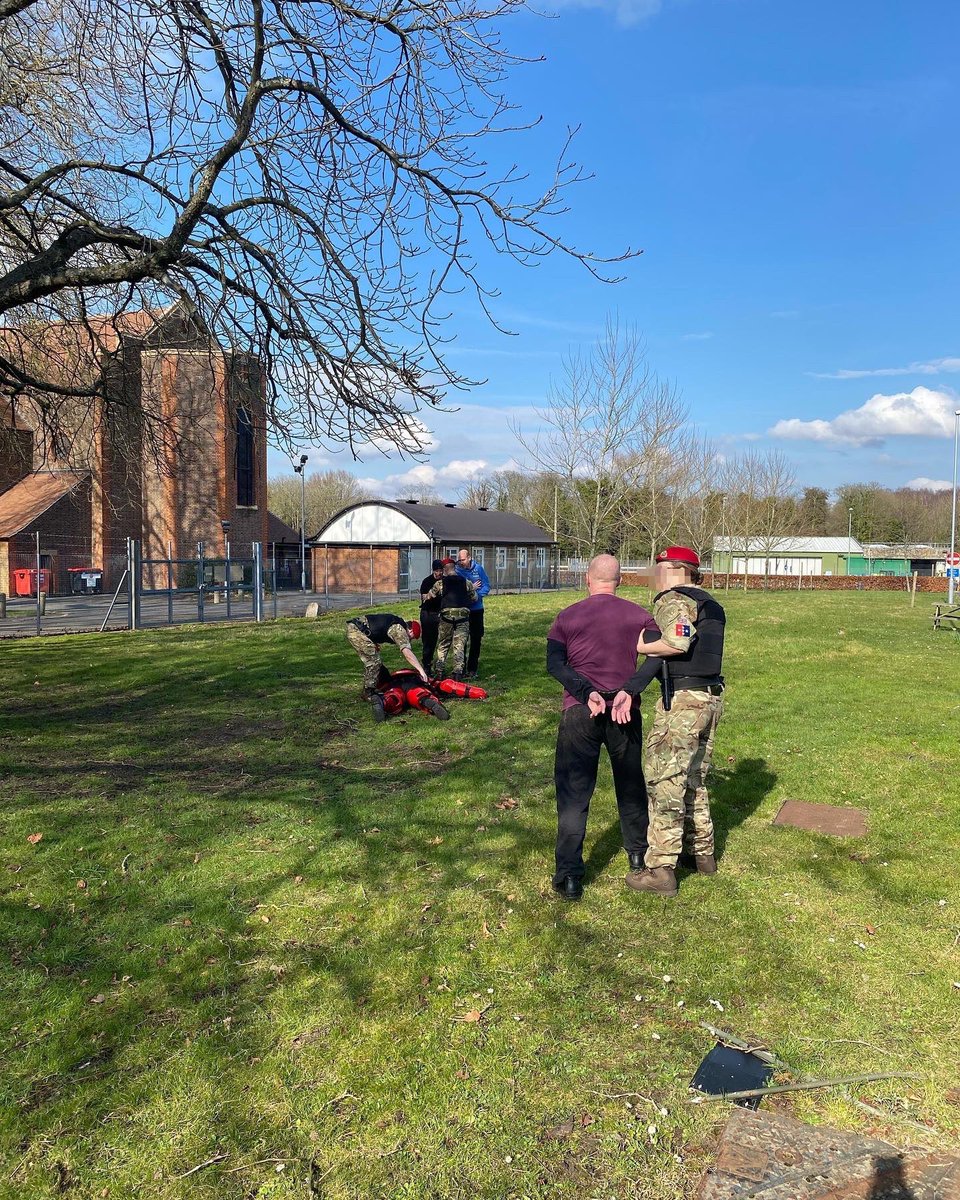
[516,547,528,569]
[471,546,485,566]
[495,546,507,570]
[536,546,546,568]
[236,406,256,506]
[444,545,457,560]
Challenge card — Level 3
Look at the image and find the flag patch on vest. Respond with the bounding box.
[675,620,691,638]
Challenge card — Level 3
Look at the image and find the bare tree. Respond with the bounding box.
[514,321,686,559]
[458,476,498,509]
[268,467,372,535]
[722,450,797,588]
[672,433,723,560]
[0,0,632,459]
[619,386,694,562]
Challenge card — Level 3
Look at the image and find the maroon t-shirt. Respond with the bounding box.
[547,593,659,710]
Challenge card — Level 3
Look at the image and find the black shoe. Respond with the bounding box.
[370,694,386,722]
[628,850,647,873]
[421,695,451,721]
[551,875,583,901]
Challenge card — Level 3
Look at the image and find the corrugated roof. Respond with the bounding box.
[0,470,89,538]
[712,536,865,554]
[316,500,554,544]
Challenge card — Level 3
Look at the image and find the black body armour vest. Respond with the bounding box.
[655,586,725,681]
[363,613,406,643]
[440,575,472,610]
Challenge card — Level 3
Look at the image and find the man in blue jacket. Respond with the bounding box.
[456,547,491,678]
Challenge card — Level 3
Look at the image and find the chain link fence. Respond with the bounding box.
[1,536,284,637]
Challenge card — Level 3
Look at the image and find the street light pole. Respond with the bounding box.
[294,454,308,592]
[950,410,960,605]
[847,507,853,576]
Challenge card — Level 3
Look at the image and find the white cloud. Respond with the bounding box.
[549,0,663,28]
[681,331,714,341]
[358,414,439,456]
[373,459,490,498]
[906,476,953,492]
[769,386,958,447]
[811,357,960,380]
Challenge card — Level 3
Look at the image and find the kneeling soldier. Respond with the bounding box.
[345,612,429,699]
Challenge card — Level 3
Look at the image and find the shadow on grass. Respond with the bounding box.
[0,601,933,1197]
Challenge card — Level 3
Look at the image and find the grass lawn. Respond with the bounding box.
[2,588,959,1198]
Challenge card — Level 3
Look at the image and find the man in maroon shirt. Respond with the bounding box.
[546,554,660,900]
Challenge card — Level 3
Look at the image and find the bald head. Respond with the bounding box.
[586,554,621,594]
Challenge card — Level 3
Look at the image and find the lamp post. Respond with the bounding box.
[720,495,729,591]
[293,454,308,592]
[847,507,853,576]
[950,410,960,605]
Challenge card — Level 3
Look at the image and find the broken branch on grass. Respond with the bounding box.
[171,1153,229,1178]
[689,1071,919,1104]
[222,1157,288,1175]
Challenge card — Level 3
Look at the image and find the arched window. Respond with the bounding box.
[236,406,255,506]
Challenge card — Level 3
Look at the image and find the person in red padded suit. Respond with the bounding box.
[370,670,487,722]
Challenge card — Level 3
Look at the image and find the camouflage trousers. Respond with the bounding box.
[644,688,724,869]
[435,608,470,677]
[346,621,385,690]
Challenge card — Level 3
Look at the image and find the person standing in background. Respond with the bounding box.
[456,547,491,678]
[422,559,478,680]
[419,558,444,674]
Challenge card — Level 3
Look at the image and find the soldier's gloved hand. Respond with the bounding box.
[609,690,633,724]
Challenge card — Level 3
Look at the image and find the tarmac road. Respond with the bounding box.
[0,589,417,639]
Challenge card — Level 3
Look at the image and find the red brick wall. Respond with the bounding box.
[6,481,93,594]
[313,546,399,593]
[619,570,948,593]
[0,425,33,494]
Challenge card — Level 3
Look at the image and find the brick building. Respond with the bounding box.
[311,499,557,593]
[0,304,268,594]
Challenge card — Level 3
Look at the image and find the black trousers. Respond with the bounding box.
[420,611,440,671]
[466,608,484,673]
[554,703,649,883]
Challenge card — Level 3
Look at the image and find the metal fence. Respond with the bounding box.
[1,535,280,637]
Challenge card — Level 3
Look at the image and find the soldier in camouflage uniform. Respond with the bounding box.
[422,559,477,680]
[345,612,429,697]
[610,546,725,898]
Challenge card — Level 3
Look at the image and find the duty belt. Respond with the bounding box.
[348,618,371,637]
[670,676,724,696]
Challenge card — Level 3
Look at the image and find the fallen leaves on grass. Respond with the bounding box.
[26,833,43,845]
[495,797,519,810]
[453,1003,492,1024]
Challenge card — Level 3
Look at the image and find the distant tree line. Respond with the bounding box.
[267,323,955,557]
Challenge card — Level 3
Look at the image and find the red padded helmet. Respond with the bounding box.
[408,619,422,640]
[441,556,456,566]
[655,545,700,568]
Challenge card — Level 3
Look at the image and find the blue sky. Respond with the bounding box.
[270,0,960,498]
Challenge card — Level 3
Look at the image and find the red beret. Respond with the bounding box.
[656,545,700,568]
[441,556,456,566]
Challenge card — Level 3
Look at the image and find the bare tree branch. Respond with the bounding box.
[0,0,636,462]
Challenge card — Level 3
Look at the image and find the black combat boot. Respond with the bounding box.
[551,875,583,901]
